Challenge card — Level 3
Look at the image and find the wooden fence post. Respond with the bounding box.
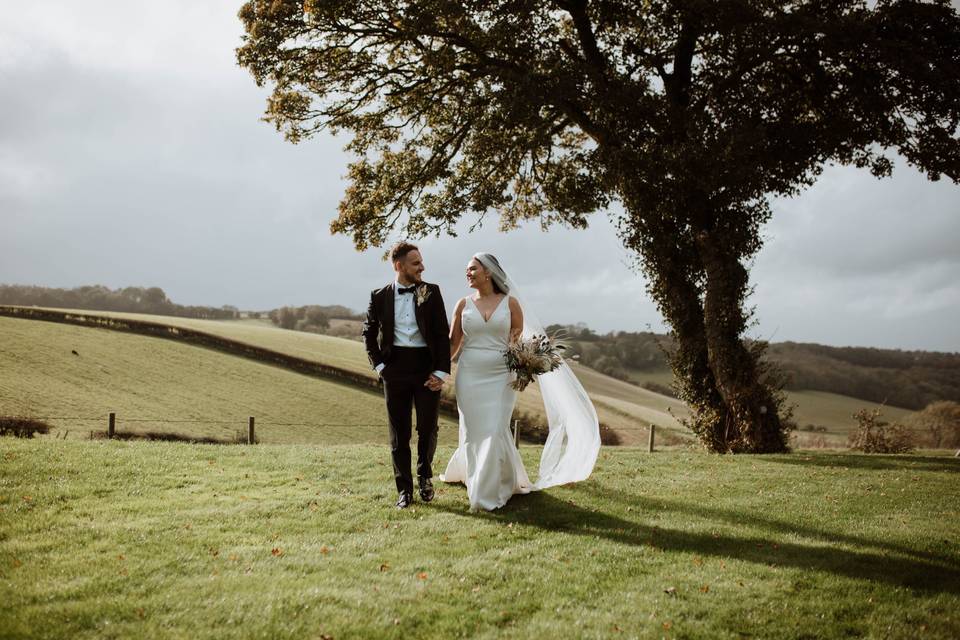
[248,417,255,445]
[648,424,655,453]
[108,412,116,439]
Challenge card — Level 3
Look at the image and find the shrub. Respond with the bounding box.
[908,401,960,448]
[847,408,914,454]
[0,417,51,438]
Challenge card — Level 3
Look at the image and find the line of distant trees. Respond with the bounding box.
[0,284,240,320]
[266,304,363,336]
[548,323,960,410]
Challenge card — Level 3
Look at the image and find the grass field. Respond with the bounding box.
[627,366,915,446]
[1,438,958,639]
[0,316,458,445]
[0,307,920,447]
[1,308,691,444]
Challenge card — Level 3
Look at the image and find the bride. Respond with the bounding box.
[439,253,601,511]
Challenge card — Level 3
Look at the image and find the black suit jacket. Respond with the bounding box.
[362,281,451,375]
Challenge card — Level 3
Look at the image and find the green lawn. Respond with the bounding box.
[0,316,457,445]
[1,439,957,639]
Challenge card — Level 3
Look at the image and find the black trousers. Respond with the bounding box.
[381,346,440,495]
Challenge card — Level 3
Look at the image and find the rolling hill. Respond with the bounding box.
[0,315,459,444]
[0,305,920,447]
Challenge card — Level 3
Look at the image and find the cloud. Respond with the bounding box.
[1,2,957,352]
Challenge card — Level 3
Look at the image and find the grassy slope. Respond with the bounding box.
[0,316,458,445]
[1,439,958,639]
[6,308,691,443]
[3,308,917,444]
[627,366,914,442]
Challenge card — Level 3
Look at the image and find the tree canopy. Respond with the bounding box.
[238,0,960,452]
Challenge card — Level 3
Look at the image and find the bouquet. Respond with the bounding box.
[503,333,567,391]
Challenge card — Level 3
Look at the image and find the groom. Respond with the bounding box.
[363,241,451,509]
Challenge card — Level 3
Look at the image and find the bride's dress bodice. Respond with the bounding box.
[460,296,510,352]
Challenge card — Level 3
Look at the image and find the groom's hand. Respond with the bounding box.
[424,374,444,391]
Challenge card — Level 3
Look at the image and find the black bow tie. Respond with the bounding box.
[397,285,417,294]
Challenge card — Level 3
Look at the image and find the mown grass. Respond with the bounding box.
[1,439,958,639]
[0,316,458,445]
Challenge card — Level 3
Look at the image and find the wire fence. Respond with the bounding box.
[3,412,667,449]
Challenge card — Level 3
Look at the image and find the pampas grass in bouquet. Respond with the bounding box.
[503,332,568,391]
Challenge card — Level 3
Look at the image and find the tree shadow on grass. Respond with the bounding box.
[766,453,959,473]
[432,487,960,595]
[576,483,960,571]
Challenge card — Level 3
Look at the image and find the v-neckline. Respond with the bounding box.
[470,295,505,323]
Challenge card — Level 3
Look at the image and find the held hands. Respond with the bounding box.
[424,374,445,392]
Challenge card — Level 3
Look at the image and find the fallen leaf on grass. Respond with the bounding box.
[11,558,21,568]
[271,547,284,557]
[664,587,677,597]
[699,584,710,593]
[228,554,239,562]
[21,496,31,502]
[320,545,330,555]
[663,621,673,630]
[417,572,428,580]
[136,607,145,619]
[379,563,390,572]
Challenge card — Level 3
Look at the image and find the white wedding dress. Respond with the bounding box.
[440,296,532,510]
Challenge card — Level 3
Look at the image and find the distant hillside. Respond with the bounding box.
[0,315,462,444]
[5,284,956,411]
[0,307,918,445]
[0,284,239,320]
[547,324,960,411]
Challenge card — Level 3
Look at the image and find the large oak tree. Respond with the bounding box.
[237,0,960,452]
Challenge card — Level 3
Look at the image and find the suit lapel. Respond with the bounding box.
[413,285,428,341]
[383,283,395,345]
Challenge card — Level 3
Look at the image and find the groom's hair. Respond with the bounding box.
[390,241,419,263]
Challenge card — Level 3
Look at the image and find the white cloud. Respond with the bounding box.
[1,2,958,352]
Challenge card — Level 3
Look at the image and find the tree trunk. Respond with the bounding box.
[626,203,791,453]
[695,230,790,453]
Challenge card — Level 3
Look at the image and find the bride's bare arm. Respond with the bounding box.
[449,297,466,361]
[508,296,523,344]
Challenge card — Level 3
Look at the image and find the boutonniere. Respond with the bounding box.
[415,284,431,306]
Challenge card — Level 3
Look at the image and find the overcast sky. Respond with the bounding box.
[1,1,958,352]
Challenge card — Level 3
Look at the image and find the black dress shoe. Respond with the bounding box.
[396,491,412,509]
[418,477,434,503]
